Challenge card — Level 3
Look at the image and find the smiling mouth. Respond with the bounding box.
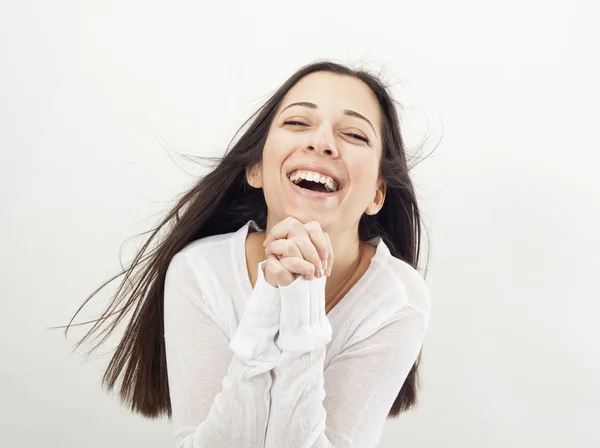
[286,177,343,199]
[293,179,331,192]
[287,171,341,193]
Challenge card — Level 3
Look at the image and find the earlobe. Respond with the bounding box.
[365,183,386,215]
[246,164,263,189]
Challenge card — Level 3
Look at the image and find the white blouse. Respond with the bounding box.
[163,220,431,447]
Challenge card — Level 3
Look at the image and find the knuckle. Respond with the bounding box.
[291,222,303,234]
[286,238,299,249]
[305,221,320,233]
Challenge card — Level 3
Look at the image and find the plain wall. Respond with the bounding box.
[1,0,598,446]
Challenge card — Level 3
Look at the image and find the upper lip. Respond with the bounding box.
[286,163,343,188]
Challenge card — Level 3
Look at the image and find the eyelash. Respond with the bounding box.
[283,120,370,144]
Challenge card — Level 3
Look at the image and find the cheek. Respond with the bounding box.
[261,136,281,168]
[348,155,379,185]
[267,130,297,153]
[262,131,296,170]
[260,136,289,190]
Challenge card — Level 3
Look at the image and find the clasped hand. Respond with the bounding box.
[262,217,334,288]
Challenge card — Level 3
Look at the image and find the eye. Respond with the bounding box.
[345,133,370,144]
[284,121,370,144]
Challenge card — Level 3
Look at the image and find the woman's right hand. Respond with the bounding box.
[262,217,333,288]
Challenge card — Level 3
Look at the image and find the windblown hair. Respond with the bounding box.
[63,59,431,419]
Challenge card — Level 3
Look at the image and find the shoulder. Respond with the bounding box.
[166,230,239,285]
[177,232,235,263]
[164,231,242,326]
[382,256,431,317]
[179,231,234,258]
[356,249,431,333]
[341,252,431,349]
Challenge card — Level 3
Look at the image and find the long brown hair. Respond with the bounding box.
[62,59,432,419]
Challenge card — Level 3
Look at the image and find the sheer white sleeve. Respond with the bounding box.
[264,274,430,448]
[163,252,281,448]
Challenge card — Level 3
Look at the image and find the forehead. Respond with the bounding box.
[279,72,381,128]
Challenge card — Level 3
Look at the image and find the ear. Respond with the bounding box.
[364,180,386,215]
[246,162,263,188]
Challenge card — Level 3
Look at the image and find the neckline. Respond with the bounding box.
[234,219,389,320]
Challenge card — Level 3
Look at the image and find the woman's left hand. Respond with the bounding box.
[263,216,334,280]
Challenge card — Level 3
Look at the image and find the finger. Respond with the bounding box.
[262,217,326,277]
[289,235,323,274]
[266,236,323,278]
[263,216,305,247]
[304,221,329,270]
[265,254,295,286]
[264,239,303,259]
[279,257,317,280]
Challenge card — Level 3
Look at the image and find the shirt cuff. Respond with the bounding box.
[228,259,281,365]
[276,273,332,353]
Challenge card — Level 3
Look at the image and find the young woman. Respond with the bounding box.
[67,60,432,447]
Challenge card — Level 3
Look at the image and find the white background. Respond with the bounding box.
[1,0,599,447]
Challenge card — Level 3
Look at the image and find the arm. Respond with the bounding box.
[265,275,430,448]
[163,253,282,448]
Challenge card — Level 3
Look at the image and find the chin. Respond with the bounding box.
[283,209,333,230]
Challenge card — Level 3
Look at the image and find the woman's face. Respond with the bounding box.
[249,71,386,235]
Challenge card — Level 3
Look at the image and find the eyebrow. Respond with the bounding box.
[280,101,377,137]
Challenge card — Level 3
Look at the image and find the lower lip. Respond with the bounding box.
[286,176,342,199]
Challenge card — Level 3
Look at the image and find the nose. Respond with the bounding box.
[307,125,339,158]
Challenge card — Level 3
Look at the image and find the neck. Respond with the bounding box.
[324,226,362,285]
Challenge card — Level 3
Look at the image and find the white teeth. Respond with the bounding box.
[288,169,339,192]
